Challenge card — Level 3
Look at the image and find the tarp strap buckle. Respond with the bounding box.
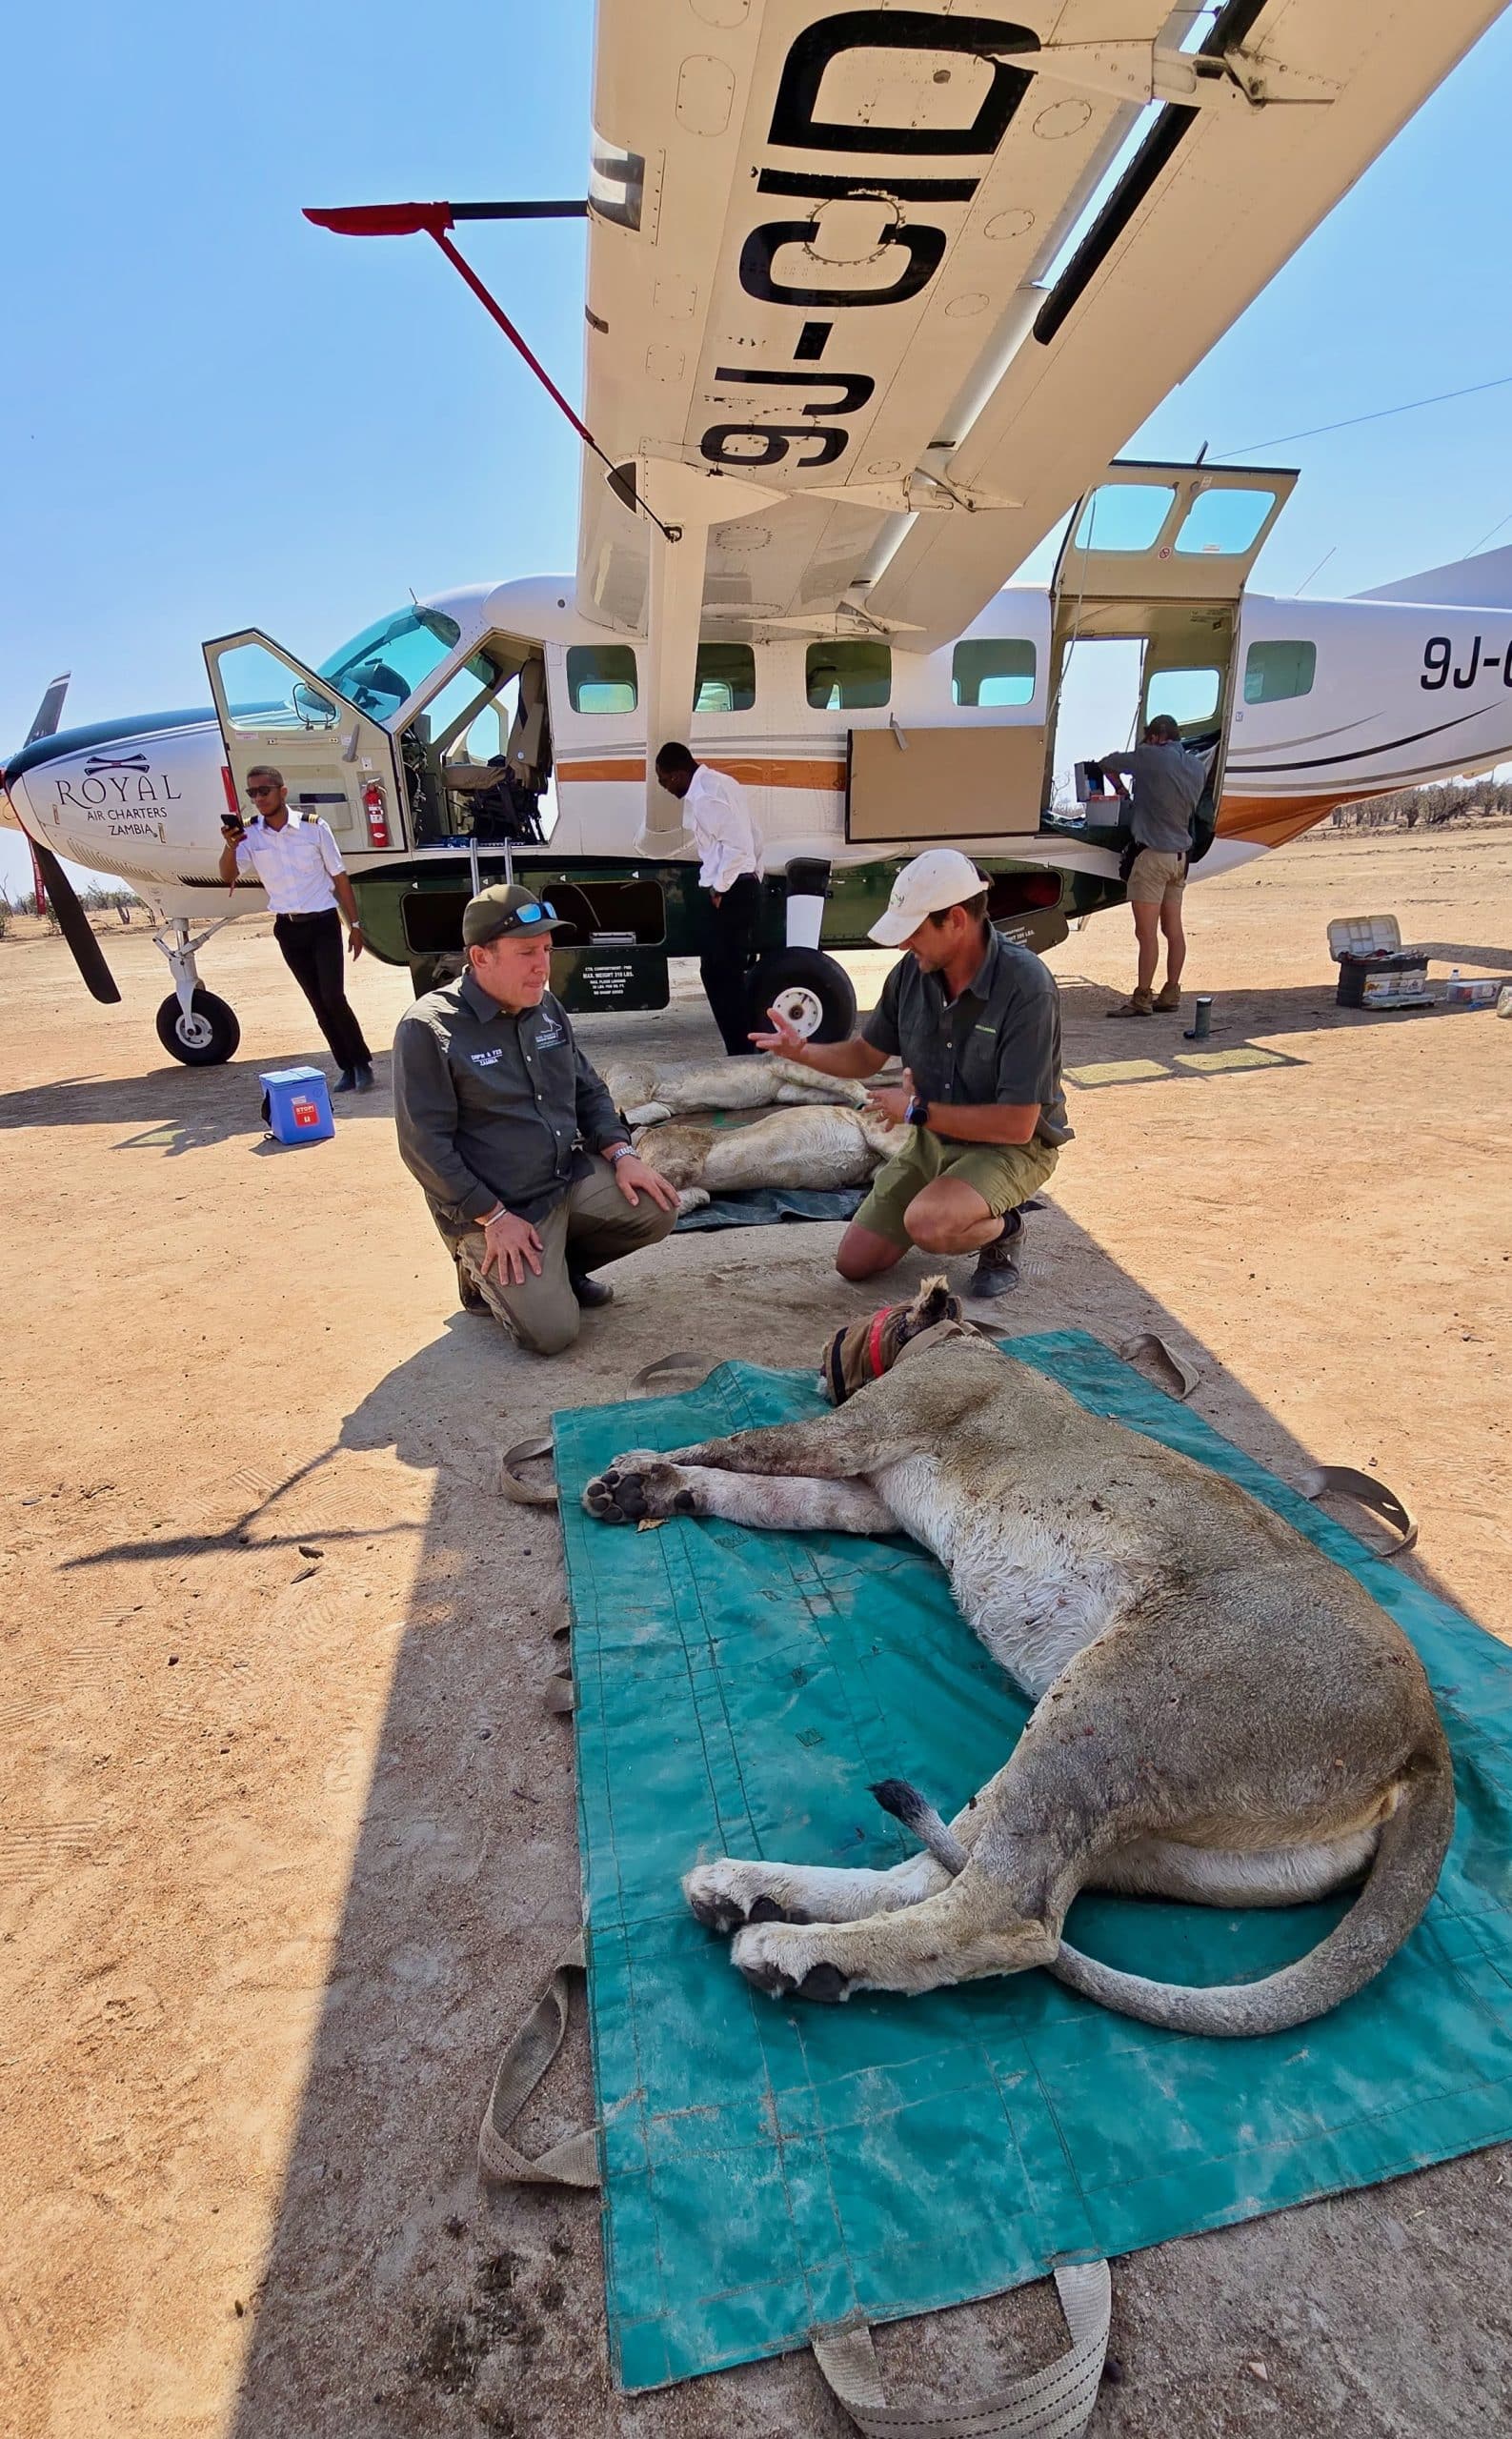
[476,1935,600,2190]
[812,2259,1111,2439]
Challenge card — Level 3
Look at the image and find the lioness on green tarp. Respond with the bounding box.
[554,1331,1512,2393]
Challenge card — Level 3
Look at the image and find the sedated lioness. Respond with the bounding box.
[582,1283,1454,2037]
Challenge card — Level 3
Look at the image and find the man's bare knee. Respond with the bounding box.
[903,1191,983,1256]
[836,1226,903,1283]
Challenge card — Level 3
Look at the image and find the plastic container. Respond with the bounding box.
[1443,974,1502,1009]
[260,1065,335,1145]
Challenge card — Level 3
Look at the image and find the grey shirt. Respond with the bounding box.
[861,928,1072,1148]
[1102,741,1207,853]
[393,972,628,1226]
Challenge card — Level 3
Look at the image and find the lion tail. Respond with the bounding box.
[1048,1746,1455,2037]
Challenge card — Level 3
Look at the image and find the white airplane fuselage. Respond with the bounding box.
[7,571,1512,928]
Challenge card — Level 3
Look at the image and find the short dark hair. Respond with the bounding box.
[246,762,285,787]
[1146,715,1181,743]
[926,888,989,927]
[655,740,696,775]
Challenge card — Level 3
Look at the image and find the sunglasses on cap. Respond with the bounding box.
[494,900,558,935]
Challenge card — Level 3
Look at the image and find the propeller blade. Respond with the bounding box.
[23,673,71,746]
[30,839,121,1004]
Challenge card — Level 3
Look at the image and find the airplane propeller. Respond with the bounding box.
[9,672,122,1005]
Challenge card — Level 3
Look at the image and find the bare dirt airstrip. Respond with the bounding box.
[2,827,1510,2439]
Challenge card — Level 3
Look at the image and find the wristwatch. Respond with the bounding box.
[905,1089,930,1128]
[607,1141,636,1162]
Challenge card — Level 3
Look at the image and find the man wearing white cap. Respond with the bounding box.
[752,850,1070,1299]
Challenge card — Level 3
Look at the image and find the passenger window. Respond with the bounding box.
[694,642,756,714]
[952,639,1037,707]
[805,642,891,710]
[1243,639,1317,704]
[1145,667,1220,727]
[1072,484,1175,554]
[566,644,637,714]
[1175,487,1276,556]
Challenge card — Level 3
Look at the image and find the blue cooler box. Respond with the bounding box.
[260,1066,335,1145]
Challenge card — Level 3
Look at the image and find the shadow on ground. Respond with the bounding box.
[0,1049,395,1153]
[215,1209,1510,2439]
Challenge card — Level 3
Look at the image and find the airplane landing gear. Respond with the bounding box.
[155,987,241,1065]
[151,916,242,1066]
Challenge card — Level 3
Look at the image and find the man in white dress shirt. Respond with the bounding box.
[654,740,766,1056]
[217,764,374,1091]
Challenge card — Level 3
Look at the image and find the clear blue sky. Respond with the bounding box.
[6,1,1512,891]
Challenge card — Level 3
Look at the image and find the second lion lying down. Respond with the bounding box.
[582,1283,1453,2037]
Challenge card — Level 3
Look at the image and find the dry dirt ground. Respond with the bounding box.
[2,828,1510,2439]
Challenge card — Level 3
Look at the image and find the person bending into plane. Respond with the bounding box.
[753,849,1070,1300]
[392,883,679,1356]
[654,741,766,1057]
[1095,713,1208,1018]
[218,764,374,1091]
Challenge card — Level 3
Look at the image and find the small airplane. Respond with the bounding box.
[5,0,1510,1064]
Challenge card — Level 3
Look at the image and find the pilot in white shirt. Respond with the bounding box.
[216,763,374,1091]
[653,742,766,1056]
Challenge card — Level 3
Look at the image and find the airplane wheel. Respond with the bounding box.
[747,948,857,1044]
[156,988,241,1066]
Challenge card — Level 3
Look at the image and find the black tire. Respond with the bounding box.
[155,988,241,1067]
[747,947,857,1044]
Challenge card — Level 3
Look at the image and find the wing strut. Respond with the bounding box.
[303,201,681,544]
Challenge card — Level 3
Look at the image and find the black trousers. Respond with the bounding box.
[273,909,372,1072]
[696,873,761,1057]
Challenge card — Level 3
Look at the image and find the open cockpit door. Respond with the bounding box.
[203,630,409,854]
[1045,462,1296,820]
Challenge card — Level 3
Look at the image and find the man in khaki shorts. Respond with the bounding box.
[1097,714,1208,1017]
[393,883,679,1354]
[754,849,1070,1299]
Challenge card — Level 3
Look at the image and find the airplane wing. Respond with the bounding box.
[578,0,1505,673]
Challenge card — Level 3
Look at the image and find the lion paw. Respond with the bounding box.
[730,1922,853,2005]
[683,1860,809,1936]
[582,1452,699,1526]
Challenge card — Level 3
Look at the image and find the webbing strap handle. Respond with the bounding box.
[1117,1332,1199,1401]
[813,2260,1111,2439]
[500,1431,557,1505]
[628,1351,716,1393]
[1300,1464,1419,1557]
[476,1936,600,2189]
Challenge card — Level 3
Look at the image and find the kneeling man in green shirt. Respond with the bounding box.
[393,884,679,1354]
[754,850,1071,1299]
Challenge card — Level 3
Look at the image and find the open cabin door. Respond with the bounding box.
[203,630,409,855]
[1047,462,1296,818]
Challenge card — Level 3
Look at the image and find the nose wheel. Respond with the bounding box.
[155,988,241,1066]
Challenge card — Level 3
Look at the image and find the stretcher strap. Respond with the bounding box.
[500,1431,558,1505]
[476,1936,600,2189]
[813,2260,1111,2439]
[628,1352,716,1394]
[1300,1464,1419,1557]
[1117,1332,1199,1401]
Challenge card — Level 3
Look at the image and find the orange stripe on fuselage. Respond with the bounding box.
[556,755,846,791]
[1216,787,1385,852]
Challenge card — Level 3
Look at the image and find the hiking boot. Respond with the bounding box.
[1153,984,1182,1013]
[571,1270,615,1310]
[1104,990,1155,1018]
[967,1212,1023,1300]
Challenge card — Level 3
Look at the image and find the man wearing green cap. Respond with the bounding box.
[393,883,680,1354]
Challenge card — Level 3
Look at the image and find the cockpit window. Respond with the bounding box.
[316,606,463,716]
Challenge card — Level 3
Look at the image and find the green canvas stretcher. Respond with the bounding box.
[552,1330,1512,2395]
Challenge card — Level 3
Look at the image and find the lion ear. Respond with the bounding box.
[910,1275,959,1332]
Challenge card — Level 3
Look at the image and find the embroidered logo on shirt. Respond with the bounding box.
[470,1048,505,1067]
[534,1019,565,1049]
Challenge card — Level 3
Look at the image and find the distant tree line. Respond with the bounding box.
[1324,778,1512,834]
[0,881,143,937]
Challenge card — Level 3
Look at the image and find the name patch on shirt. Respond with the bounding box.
[470,1048,505,1068]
